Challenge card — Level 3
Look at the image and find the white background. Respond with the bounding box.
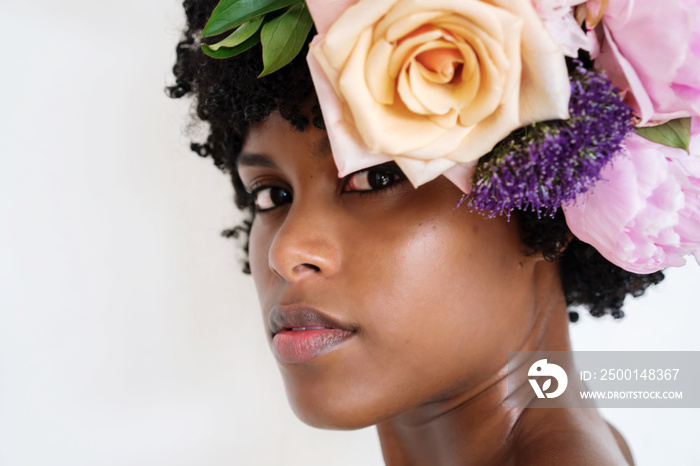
[1,1,698,465]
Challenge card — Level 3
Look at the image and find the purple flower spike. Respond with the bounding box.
[464,61,634,218]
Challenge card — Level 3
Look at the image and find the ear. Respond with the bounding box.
[556,230,575,255]
[525,229,574,263]
[514,209,574,262]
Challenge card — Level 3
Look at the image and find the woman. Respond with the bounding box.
[169,0,699,463]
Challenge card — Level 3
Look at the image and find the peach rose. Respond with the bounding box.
[308,0,571,188]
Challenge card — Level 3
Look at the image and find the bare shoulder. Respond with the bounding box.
[507,411,635,466]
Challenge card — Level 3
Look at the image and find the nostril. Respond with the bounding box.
[301,263,321,272]
[289,262,322,277]
[283,262,323,281]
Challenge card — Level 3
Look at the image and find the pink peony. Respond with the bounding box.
[589,0,700,125]
[563,130,700,274]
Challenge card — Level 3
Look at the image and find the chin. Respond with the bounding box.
[281,375,397,430]
[285,391,381,430]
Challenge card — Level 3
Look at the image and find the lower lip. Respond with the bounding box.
[272,329,354,364]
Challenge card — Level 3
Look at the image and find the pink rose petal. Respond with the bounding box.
[306,46,392,178]
[305,0,359,35]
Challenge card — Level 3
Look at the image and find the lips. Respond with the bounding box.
[269,304,355,364]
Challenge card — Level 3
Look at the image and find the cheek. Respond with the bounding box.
[248,220,275,307]
[353,212,536,391]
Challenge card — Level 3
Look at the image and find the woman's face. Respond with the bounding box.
[239,111,545,429]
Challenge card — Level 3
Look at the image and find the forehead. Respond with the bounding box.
[238,111,332,170]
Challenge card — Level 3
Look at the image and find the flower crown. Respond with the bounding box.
[201,0,700,275]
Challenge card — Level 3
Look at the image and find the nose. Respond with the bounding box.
[268,201,342,283]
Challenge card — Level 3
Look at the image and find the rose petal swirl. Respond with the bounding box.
[307,0,571,188]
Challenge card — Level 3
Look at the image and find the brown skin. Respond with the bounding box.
[239,111,634,465]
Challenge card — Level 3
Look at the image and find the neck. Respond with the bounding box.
[376,260,574,465]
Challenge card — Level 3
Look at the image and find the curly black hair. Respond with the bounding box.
[168,0,664,321]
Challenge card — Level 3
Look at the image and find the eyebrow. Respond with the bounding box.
[237,135,332,168]
[236,152,278,169]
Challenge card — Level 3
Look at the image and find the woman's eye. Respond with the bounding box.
[251,186,292,212]
[344,165,406,192]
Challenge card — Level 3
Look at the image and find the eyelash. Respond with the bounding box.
[345,164,406,197]
[248,163,407,213]
[248,182,290,213]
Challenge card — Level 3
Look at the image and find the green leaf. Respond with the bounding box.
[206,15,264,51]
[258,3,313,78]
[636,118,692,152]
[201,0,298,38]
[202,30,260,59]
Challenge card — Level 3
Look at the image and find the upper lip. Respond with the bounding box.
[269,304,355,336]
